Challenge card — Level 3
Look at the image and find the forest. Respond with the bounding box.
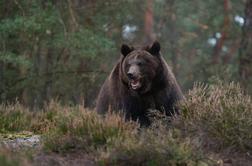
[1,0,251,107]
[0,0,252,166]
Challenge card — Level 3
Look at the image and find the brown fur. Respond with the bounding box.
[96,41,183,125]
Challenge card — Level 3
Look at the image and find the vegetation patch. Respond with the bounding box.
[0,149,31,166]
[0,101,65,134]
[178,82,252,152]
[1,83,252,165]
[98,121,213,166]
[42,104,213,165]
[43,106,138,153]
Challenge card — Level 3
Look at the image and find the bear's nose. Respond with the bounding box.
[127,73,135,80]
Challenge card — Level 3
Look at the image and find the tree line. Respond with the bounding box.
[0,0,251,108]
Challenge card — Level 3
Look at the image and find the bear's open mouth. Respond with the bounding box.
[130,79,142,90]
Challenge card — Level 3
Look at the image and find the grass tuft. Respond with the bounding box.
[42,104,211,165]
[0,101,60,134]
[179,82,252,152]
[43,106,138,153]
[0,149,31,166]
[0,102,32,133]
[99,121,212,166]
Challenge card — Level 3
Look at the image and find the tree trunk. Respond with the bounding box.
[0,62,4,102]
[212,0,231,64]
[239,0,252,90]
[144,0,154,44]
[167,0,179,77]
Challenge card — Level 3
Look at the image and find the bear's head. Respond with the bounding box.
[121,41,162,94]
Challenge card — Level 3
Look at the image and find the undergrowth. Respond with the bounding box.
[0,149,31,166]
[179,82,252,152]
[98,121,212,166]
[0,102,59,134]
[0,82,251,165]
[43,105,138,153]
[42,105,213,165]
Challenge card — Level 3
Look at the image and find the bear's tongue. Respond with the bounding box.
[130,79,141,90]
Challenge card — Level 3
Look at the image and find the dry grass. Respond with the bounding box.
[0,149,31,166]
[41,103,212,165]
[42,105,213,165]
[43,105,138,153]
[179,82,252,152]
[0,103,33,133]
[0,101,60,134]
[98,121,213,166]
[1,82,252,165]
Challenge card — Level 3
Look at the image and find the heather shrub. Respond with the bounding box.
[43,107,138,153]
[179,82,252,152]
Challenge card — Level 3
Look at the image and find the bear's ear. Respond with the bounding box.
[121,44,133,57]
[148,41,160,55]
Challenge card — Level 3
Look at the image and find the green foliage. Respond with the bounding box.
[0,0,116,105]
[53,29,115,58]
[0,52,31,67]
[160,0,244,91]
[0,0,249,105]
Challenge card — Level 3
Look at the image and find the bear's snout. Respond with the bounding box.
[127,65,140,80]
[127,72,136,80]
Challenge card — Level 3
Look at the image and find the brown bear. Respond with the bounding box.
[96,41,183,125]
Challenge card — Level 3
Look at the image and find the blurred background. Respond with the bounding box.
[0,0,251,109]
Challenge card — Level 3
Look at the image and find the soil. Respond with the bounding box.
[0,133,97,166]
[33,152,96,166]
[1,132,252,166]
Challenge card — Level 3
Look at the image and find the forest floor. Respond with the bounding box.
[1,133,252,166]
[0,132,97,166]
[1,82,252,166]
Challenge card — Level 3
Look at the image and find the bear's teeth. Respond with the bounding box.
[131,81,141,89]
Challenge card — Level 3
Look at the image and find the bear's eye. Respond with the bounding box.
[137,62,143,66]
[125,63,130,68]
